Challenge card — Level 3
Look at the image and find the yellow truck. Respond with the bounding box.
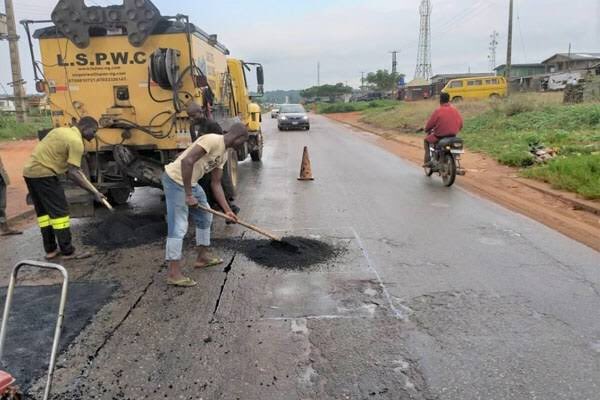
[442,76,507,102]
[22,0,264,213]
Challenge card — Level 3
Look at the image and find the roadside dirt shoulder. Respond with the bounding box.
[0,140,36,224]
[326,112,600,252]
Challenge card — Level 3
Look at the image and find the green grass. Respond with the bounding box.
[462,103,600,168]
[354,93,600,199]
[523,154,600,199]
[0,114,51,141]
[316,100,398,114]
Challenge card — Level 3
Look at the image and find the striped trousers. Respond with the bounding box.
[24,176,75,255]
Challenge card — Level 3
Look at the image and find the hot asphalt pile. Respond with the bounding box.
[215,236,342,270]
[81,214,166,250]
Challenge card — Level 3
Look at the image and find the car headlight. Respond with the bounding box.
[280,116,287,120]
[302,116,309,120]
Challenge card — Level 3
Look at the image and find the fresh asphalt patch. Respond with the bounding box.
[81,214,166,250]
[213,236,344,270]
[0,282,118,392]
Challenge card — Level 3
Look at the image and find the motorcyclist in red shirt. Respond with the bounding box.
[423,92,463,167]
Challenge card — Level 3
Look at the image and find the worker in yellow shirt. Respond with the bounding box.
[23,117,107,259]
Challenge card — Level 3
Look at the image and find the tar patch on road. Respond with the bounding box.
[81,214,166,250]
[0,282,118,392]
[215,236,343,270]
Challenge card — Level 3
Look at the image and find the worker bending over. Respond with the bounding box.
[23,117,106,259]
[162,122,249,287]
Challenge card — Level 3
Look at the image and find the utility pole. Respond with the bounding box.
[3,0,27,122]
[389,50,400,74]
[360,71,366,91]
[505,0,513,95]
[317,62,320,86]
[488,30,499,72]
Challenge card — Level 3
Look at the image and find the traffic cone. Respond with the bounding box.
[298,146,314,181]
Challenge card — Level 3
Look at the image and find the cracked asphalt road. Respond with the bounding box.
[0,115,599,399]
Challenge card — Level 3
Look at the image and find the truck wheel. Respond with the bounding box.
[250,131,263,162]
[222,148,238,200]
[108,187,133,205]
[237,142,248,162]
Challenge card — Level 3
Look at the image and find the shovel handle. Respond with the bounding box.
[100,198,114,212]
[194,204,282,242]
[75,169,114,212]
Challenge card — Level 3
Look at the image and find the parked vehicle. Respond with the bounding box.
[278,104,310,131]
[351,92,383,102]
[271,106,280,118]
[545,72,581,91]
[442,76,507,102]
[23,0,265,215]
[424,137,466,187]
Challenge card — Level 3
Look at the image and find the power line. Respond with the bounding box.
[401,1,495,54]
[515,0,527,60]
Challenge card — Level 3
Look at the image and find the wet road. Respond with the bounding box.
[1,114,599,399]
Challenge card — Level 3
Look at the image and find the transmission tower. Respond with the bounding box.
[414,0,432,80]
[389,50,400,74]
[488,30,499,72]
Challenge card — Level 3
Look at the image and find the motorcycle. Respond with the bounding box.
[424,136,466,187]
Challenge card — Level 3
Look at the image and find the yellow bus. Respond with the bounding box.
[442,76,507,102]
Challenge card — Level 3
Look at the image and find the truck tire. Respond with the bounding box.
[237,142,248,162]
[222,148,238,200]
[250,131,263,162]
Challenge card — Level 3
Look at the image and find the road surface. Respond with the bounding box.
[0,114,598,399]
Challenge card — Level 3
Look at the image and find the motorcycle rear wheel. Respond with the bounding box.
[441,154,457,187]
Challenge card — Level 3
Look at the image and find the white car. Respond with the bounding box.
[271,108,280,118]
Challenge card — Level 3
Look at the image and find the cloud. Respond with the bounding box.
[1,0,598,92]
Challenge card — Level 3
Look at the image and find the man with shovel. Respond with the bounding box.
[162,122,248,287]
[23,117,107,260]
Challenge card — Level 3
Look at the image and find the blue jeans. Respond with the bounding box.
[162,173,213,261]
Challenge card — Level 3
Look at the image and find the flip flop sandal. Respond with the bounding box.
[167,277,197,287]
[45,251,60,260]
[62,251,93,260]
[195,257,224,269]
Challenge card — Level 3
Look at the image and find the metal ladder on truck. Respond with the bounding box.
[0,261,69,400]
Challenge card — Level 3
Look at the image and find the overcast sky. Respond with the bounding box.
[1,0,599,93]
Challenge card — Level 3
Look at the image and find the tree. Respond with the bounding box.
[300,83,353,99]
[365,70,405,91]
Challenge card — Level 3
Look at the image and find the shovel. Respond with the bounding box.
[74,170,114,212]
[193,204,299,251]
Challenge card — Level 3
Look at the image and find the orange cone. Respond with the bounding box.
[298,146,314,181]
